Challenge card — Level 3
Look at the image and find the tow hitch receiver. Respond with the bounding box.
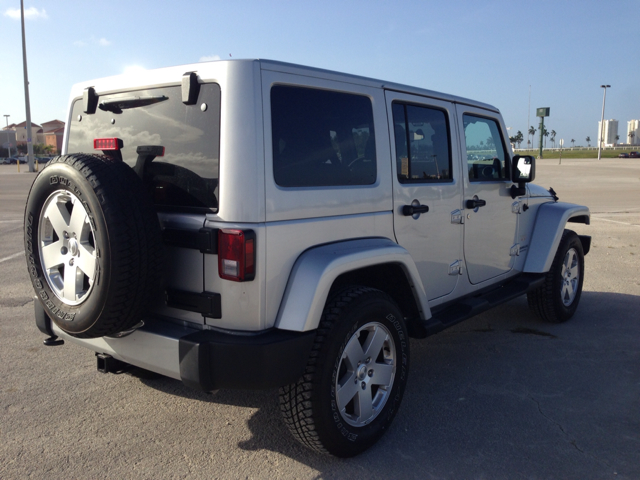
[96,353,131,374]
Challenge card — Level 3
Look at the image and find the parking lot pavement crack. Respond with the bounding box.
[529,396,613,468]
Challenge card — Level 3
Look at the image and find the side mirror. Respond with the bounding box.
[510,155,535,198]
[511,155,535,183]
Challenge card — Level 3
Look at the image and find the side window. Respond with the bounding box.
[463,114,509,182]
[392,102,452,183]
[271,86,376,187]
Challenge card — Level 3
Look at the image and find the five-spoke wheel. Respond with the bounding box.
[279,286,409,457]
[39,191,97,305]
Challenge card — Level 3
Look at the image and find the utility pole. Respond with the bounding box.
[21,0,35,172]
[597,85,611,161]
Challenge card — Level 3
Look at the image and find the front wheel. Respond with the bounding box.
[279,286,409,457]
[528,229,585,323]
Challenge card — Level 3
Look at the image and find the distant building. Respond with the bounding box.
[0,129,17,156]
[597,119,618,147]
[2,120,65,154]
[4,121,45,145]
[628,120,640,146]
[42,120,66,154]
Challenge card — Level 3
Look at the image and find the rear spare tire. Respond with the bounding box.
[24,154,163,338]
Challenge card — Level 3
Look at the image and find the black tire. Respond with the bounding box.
[24,153,163,338]
[279,286,410,457]
[527,229,584,323]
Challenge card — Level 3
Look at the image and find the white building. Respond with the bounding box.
[597,119,619,147]
[628,120,640,145]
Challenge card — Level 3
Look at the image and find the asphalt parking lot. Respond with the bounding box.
[1,159,639,479]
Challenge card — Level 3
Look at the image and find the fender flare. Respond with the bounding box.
[523,202,590,273]
[274,238,430,332]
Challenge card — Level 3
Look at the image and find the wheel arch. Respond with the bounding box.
[523,202,590,273]
[274,238,430,332]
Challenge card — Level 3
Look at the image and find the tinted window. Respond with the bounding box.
[271,86,376,187]
[68,84,221,211]
[392,102,452,183]
[463,114,509,182]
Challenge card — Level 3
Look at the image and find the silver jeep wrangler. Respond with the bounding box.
[24,59,590,457]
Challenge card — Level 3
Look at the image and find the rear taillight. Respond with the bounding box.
[218,229,256,282]
[93,137,123,150]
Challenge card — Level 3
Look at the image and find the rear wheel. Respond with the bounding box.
[528,229,584,323]
[279,286,409,457]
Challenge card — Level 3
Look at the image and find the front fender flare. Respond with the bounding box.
[523,202,590,273]
[274,238,430,332]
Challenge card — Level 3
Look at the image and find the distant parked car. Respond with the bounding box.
[618,152,629,158]
[7,157,20,164]
[629,151,639,158]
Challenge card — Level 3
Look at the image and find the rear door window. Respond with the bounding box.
[67,84,221,212]
[392,102,452,183]
[271,86,376,187]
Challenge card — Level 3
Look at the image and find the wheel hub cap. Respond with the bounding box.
[335,322,396,427]
[38,190,97,306]
[560,247,580,306]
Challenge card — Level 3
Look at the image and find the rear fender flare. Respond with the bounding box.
[274,238,430,332]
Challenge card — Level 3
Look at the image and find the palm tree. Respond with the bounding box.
[629,132,635,145]
[571,139,575,148]
[528,126,536,151]
[586,136,591,147]
[615,135,620,146]
[550,130,556,148]
[543,129,549,148]
[516,131,524,148]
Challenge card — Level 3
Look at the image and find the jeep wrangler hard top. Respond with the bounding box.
[25,59,590,457]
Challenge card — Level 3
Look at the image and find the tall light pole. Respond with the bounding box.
[3,115,11,158]
[598,85,611,161]
[21,0,35,172]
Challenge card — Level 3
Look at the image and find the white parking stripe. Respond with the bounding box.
[591,217,639,227]
[0,251,24,264]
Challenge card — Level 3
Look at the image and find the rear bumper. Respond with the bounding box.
[41,303,315,392]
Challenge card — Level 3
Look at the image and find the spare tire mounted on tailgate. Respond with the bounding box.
[24,153,163,338]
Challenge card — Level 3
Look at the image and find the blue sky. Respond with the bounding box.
[1,0,638,147]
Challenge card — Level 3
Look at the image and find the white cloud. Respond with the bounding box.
[74,36,112,48]
[4,7,48,20]
[199,55,221,62]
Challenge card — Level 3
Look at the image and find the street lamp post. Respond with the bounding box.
[598,85,611,161]
[20,0,35,172]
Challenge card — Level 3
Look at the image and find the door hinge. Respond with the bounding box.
[166,289,222,318]
[511,201,521,214]
[451,209,464,224]
[449,259,463,275]
[162,227,218,254]
[510,244,520,256]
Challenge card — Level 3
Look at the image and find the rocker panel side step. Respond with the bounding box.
[410,273,545,339]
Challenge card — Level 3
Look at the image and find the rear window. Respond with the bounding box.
[271,86,376,187]
[67,83,221,212]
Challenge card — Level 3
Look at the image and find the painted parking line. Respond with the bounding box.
[591,217,639,227]
[0,251,24,264]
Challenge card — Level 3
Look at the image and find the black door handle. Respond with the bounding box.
[466,199,487,209]
[402,204,429,216]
